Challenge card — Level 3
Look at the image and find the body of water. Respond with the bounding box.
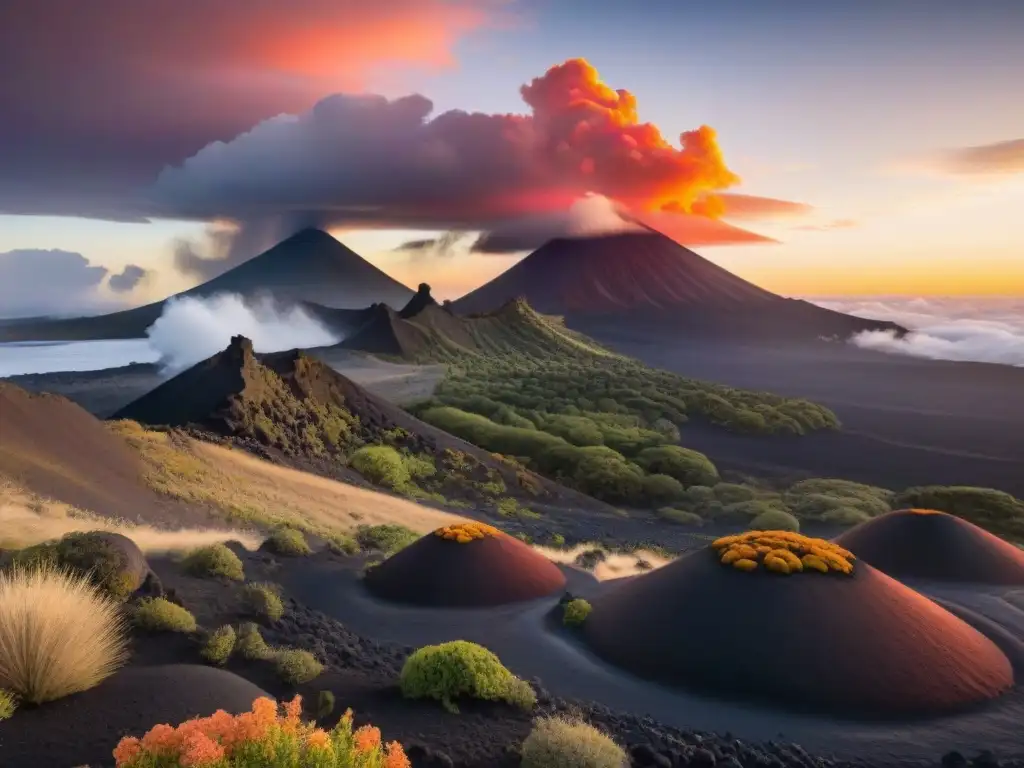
[0,340,160,377]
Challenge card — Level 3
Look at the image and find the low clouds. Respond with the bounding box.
[935,138,1024,177]
[0,249,146,318]
[814,297,1024,367]
[0,0,496,218]
[108,265,149,293]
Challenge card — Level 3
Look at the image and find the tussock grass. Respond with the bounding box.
[0,565,128,703]
[0,689,15,720]
[0,478,261,554]
[273,648,323,684]
[182,543,245,580]
[521,716,627,768]
[242,582,285,623]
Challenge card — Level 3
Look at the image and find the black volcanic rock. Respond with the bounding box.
[399,283,438,318]
[452,230,905,341]
[0,229,413,341]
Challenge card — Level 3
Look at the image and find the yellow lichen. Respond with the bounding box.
[908,508,943,515]
[434,522,502,542]
[712,530,855,576]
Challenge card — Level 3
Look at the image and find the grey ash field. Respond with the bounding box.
[1,229,1024,768]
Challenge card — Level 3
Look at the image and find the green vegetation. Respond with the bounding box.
[635,445,720,487]
[182,543,244,581]
[317,689,336,720]
[399,640,537,714]
[133,597,197,633]
[354,523,420,555]
[562,598,592,627]
[235,622,272,661]
[201,625,236,666]
[521,716,627,768]
[894,485,1024,541]
[750,509,800,532]
[242,582,285,623]
[273,648,323,684]
[655,507,704,526]
[263,527,311,557]
[350,445,415,490]
[7,532,148,600]
[0,689,15,721]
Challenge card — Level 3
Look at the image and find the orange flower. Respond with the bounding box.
[180,732,226,767]
[384,741,412,768]
[354,725,382,752]
[140,723,179,754]
[283,694,303,732]
[201,710,237,743]
[252,696,278,725]
[305,728,332,750]
[112,736,142,766]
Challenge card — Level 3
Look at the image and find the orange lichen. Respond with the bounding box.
[713,530,855,576]
[908,508,944,515]
[433,522,502,542]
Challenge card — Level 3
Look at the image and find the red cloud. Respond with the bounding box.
[156,57,784,258]
[0,0,497,218]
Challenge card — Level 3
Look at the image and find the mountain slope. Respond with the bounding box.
[0,229,413,341]
[452,230,904,340]
[113,336,611,515]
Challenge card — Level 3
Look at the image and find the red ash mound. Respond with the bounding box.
[584,531,1014,718]
[364,522,566,607]
[835,508,1024,585]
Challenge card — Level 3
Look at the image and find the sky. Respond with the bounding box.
[1,0,1022,316]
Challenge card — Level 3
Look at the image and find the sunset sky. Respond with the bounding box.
[1,0,1022,316]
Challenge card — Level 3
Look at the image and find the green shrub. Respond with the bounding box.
[572,454,645,504]
[350,445,412,490]
[264,527,311,557]
[182,544,244,581]
[399,640,536,714]
[243,582,284,623]
[562,599,591,627]
[134,597,197,633]
[235,622,272,660]
[0,689,15,721]
[785,478,893,519]
[4,542,59,571]
[641,473,685,506]
[201,625,236,666]
[521,716,627,768]
[656,507,704,526]
[820,507,872,525]
[635,446,720,488]
[355,524,419,555]
[326,533,360,555]
[749,509,801,532]
[54,532,144,600]
[551,533,566,548]
[317,689,336,720]
[274,648,323,684]
[419,407,567,458]
[403,453,437,481]
[713,483,757,505]
[893,485,1024,540]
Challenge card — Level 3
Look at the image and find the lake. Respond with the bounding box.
[0,340,160,377]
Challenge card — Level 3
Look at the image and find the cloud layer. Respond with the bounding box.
[0,249,146,318]
[0,0,496,218]
[814,297,1024,367]
[146,294,342,373]
[935,138,1024,176]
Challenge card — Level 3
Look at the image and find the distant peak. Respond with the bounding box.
[400,282,438,318]
[280,227,337,245]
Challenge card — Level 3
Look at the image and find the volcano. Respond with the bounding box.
[452,230,904,340]
[0,229,413,341]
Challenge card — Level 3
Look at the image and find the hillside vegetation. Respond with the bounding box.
[369,297,838,507]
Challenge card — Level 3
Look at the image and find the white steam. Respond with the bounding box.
[146,293,342,373]
[813,297,1024,367]
[564,193,644,237]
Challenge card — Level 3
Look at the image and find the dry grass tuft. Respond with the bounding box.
[532,542,674,581]
[0,564,128,703]
[520,715,627,768]
[0,477,261,554]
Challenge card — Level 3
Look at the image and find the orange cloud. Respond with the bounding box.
[156,56,789,263]
[701,193,814,220]
[521,59,741,212]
